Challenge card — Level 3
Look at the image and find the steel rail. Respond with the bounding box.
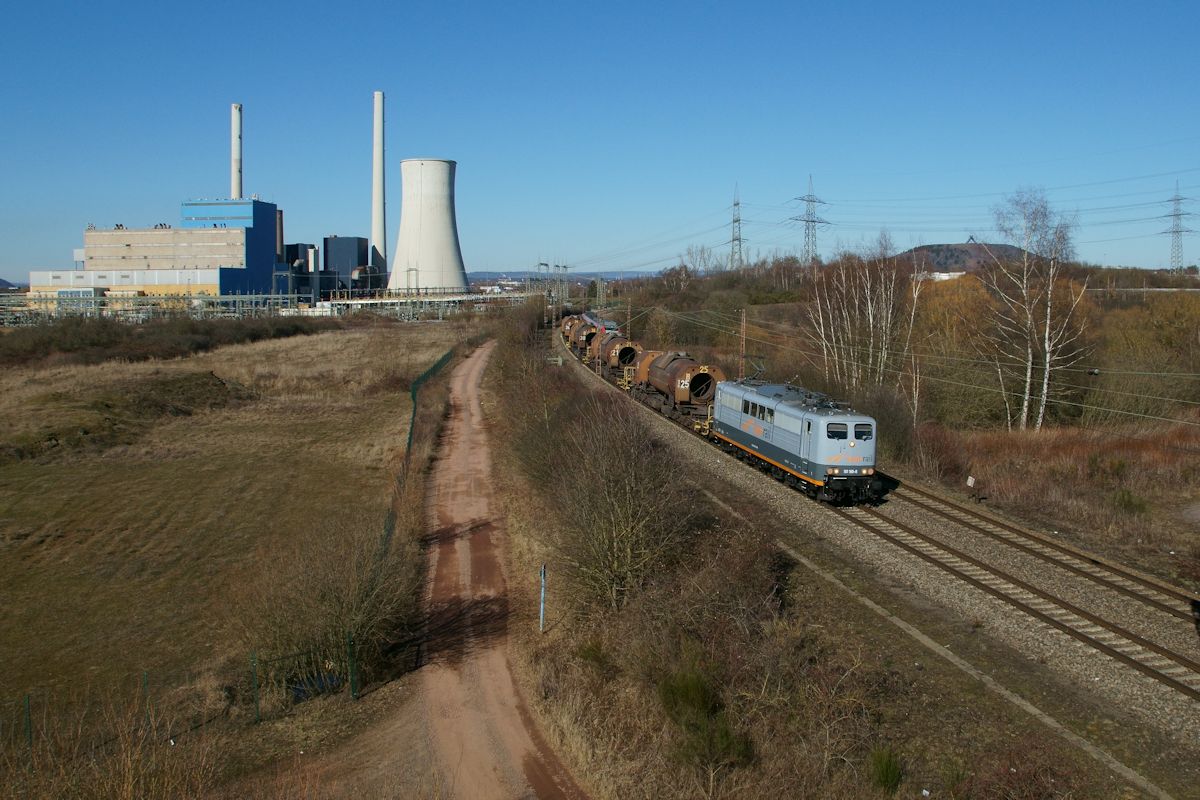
[889,488,1195,622]
[831,505,1200,702]
[890,479,1200,608]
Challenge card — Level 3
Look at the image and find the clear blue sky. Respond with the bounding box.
[2,0,1197,283]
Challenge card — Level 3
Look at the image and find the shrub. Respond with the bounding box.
[1111,488,1148,515]
[868,746,904,795]
[658,656,753,791]
[0,316,341,368]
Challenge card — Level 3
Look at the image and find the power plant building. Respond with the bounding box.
[30,199,282,296]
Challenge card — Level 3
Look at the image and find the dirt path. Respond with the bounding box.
[420,340,586,800]
[303,342,586,799]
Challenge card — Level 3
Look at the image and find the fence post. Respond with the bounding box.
[539,564,547,633]
[250,652,261,723]
[23,693,32,751]
[346,632,359,700]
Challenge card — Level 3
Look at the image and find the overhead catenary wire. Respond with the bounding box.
[697,307,1200,381]
[693,307,1200,406]
[655,308,1200,427]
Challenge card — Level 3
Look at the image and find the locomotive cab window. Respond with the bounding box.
[743,399,750,415]
[766,409,774,424]
[757,405,766,421]
[827,423,848,440]
[855,423,873,441]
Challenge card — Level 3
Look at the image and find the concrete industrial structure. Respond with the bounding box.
[31,198,283,296]
[386,159,469,293]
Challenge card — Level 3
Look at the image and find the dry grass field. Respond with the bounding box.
[909,422,1200,588]
[0,320,465,706]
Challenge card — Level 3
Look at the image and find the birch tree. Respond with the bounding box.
[980,189,1090,430]
[806,233,921,399]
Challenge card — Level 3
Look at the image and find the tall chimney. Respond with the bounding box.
[275,209,284,262]
[231,103,243,200]
[371,91,386,269]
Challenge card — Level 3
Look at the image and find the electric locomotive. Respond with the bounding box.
[710,380,882,504]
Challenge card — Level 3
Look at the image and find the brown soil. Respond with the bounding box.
[309,342,586,799]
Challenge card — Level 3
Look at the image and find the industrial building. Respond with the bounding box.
[30,198,283,297]
[27,92,473,305]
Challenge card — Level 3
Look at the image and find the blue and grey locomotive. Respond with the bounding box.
[710,380,882,504]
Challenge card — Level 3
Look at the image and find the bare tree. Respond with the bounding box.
[663,260,695,294]
[686,244,719,275]
[548,394,701,610]
[980,189,1089,430]
[806,232,921,397]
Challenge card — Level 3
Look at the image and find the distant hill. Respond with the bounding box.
[897,243,1027,273]
[0,277,21,290]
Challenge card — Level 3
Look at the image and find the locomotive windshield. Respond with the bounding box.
[855,423,873,441]
[826,423,848,440]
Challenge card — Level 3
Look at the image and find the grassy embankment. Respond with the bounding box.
[0,316,468,798]
[483,310,1114,800]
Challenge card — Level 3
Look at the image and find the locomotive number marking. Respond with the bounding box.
[678,379,690,389]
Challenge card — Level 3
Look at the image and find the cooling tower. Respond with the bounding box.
[386,159,468,293]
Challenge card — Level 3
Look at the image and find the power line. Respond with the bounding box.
[658,308,1200,426]
[699,307,1200,381]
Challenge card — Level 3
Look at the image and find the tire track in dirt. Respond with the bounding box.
[421,340,587,800]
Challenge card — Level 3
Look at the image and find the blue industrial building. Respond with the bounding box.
[179,199,282,294]
[34,198,285,297]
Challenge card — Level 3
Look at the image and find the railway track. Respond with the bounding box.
[886,481,1200,624]
[828,505,1200,703]
[559,327,1200,703]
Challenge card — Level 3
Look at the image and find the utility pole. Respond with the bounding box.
[792,174,828,267]
[738,308,746,381]
[730,185,745,271]
[596,276,606,308]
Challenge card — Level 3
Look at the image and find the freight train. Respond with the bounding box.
[561,312,884,505]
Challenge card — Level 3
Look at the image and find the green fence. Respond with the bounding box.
[406,347,455,455]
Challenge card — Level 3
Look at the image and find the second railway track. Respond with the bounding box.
[829,504,1200,703]
[887,481,1200,623]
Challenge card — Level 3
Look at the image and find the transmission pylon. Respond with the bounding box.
[1165,181,1193,272]
[730,185,746,271]
[554,264,567,312]
[791,174,828,267]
